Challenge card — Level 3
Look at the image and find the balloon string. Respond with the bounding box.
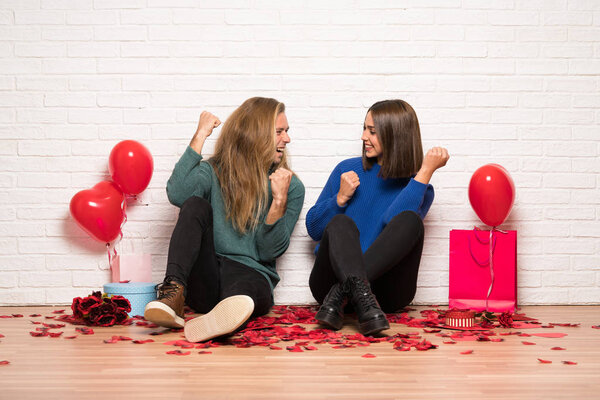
[486,228,494,312]
[107,196,128,269]
[469,226,508,312]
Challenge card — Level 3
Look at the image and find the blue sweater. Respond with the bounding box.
[306,157,434,252]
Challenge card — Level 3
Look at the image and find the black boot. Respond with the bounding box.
[315,283,347,330]
[344,276,390,336]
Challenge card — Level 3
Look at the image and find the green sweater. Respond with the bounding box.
[166,146,305,293]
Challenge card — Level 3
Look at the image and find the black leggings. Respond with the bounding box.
[165,196,273,318]
[309,211,425,313]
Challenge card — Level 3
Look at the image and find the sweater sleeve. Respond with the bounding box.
[382,178,435,224]
[166,146,212,208]
[305,163,347,241]
[255,175,305,262]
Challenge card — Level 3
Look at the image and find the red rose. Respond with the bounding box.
[498,312,514,328]
[79,295,102,316]
[94,314,116,327]
[109,295,131,313]
[114,310,129,325]
[71,297,83,319]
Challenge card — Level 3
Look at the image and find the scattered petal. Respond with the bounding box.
[0,360,9,365]
[198,351,212,354]
[562,361,577,365]
[551,347,566,351]
[132,339,154,344]
[361,353,376,358]
[522,341,536,345]
[48,332,63,338]
[537,358,552,364]
[443,341,457,344]
[166,350,190,355]
[303,345,318,351]
[460,350,473,355]
[591,325,599,329]
[269,345,282,350]
[29,314,41,317]
[531,333,568,339]
[52,309,65,314]
[286,345,303,352]
[64,335,77,339]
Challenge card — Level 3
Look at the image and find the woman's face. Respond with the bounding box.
[362,111,382,162]
[274,111,290,164]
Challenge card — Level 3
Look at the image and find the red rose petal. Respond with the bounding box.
[522,341,536,345]
[286,345,303,352]
[551,347,566,351]
[443,341,457,344]
[64,335,77,339]
[132,339,154,344]
[591,325,599,329]
[48,332,63,338]
[532,333,568,338]
[537,358,552,364]
[0,360,9,365]
[198,351,212,354]
[11,314,23,318]
[29,314,41,317]
[166,350,190,355]
[460,350,473,355]
[304,345,318,351]
[52,309,65,314]
[562,361,577,365]
[361,353,376,358]
[29,331,48,337]
[269,345,282,350]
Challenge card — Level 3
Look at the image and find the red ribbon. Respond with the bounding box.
[467,226,507,311]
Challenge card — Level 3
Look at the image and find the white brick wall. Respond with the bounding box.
[0,1,598,306]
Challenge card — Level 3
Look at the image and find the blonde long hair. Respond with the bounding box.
[210,97,289,233]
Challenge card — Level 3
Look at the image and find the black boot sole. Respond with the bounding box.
[315,309,344,330]
[359,316,390,336]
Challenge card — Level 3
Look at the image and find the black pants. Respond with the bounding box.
[165,196,272,318]
[309,212,425,313]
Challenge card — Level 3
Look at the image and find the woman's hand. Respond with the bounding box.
[337,171,360,207]
[414,147,450,185]
[269,168,293,203]
[190,111,221,154]
[266,168,293,224]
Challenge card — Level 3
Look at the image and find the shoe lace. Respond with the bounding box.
[156,281,180,301]
[348,277,379,310]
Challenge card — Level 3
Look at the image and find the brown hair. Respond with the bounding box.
[362,99,423,179]
[210,97,288,233]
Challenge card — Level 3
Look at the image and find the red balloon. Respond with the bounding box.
[109,140,153,195]
[468,164,515,227]
[70,181,126,243]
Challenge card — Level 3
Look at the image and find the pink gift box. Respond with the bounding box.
[110,254,152,283]
[449,229,517,312]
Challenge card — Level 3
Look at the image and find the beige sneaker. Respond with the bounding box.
[144,280,185,328]
[184,295,254,343]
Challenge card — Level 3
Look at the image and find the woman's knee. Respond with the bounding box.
[325,214,359,235]
[180,196,213,222]
[389,210,424,237]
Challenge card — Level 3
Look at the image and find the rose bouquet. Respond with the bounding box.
[71,291,131,327]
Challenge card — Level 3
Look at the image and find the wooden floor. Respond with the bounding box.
[1,305,599,400]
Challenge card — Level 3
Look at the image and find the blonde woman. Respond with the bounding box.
[145,97,305,342]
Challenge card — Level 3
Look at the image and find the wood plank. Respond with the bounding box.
[0,306,598,399]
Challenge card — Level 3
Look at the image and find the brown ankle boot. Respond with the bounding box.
[144,280,185,328]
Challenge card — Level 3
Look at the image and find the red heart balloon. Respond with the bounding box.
[468,164,515,227]
[109,140,153,195]
[70,181,126,243]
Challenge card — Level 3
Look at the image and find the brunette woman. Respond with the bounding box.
[306,99,449,336]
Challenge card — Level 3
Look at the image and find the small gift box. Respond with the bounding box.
[110,254,152,283]
[103,282,156,317]
[449,228,517,312]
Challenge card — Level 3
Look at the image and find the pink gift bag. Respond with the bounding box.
[110,254,152,283]
[449,229,517,312]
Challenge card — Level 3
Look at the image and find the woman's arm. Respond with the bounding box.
[255,176,305,262]
[166,112,221,207]
[305,163,349,241]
